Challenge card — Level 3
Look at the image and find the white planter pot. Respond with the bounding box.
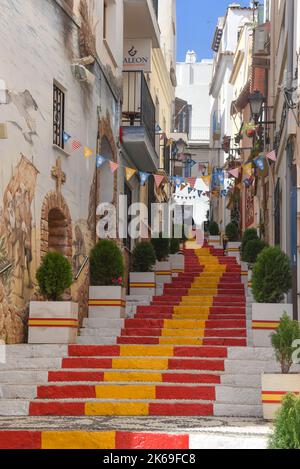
[170,253,184,278]
[227,242,241,260]
[88,286,126,319]
[28,301,78,344]
[262,373,300,420]
[252,303,293,347]
[129,272,156,296]
[208,235,221,248]
[155,260,172,295]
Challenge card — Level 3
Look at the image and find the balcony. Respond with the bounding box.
[122,71,158,172]
[124,0,160,48]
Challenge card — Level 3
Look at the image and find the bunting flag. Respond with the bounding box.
[198,164,206,174]
[243,176,254,188]
[63,131,71,143]
[174,176,184,186]
[125,167,137,181]
[187,160,197,168]
[139,171,150,186]
[72,139,82,151]
[228,168,240,179]
[220,189,227,197]
[155,123,162,133]
[180,183,187,191]
[160,132,166,141]
[201,176,211,187]
[187,177,196,188]
[243,163,253,177]
[109,161,119,173]
[96,155,106,168]
[166,139,173,147]
[254,156,265,171]
[266,150,277,162]
[84,147,93,158]
[154,174,165,188]
[197,190,203,197]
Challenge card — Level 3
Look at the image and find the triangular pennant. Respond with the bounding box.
[201,176,211,187]
[254,156,265,171]
[187,177,196,188]
[188,187,193,194]
[180,183,187,191]
[84,147,93,158]
[96,155,106,168]
[139,171,150,186]
[154,174,165,188]
[266,150,277,162]
[243,163,253,177]
[63,131,71,143]
[228,168,240,179]
[125,167,137,181]
[155,123,162,133]
[197,190,203,197]
[72,139,82,152]
[109,161,119,173]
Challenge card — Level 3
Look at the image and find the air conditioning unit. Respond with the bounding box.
[71,64,95,86]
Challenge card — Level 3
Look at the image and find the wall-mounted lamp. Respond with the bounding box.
[248,90,265,123]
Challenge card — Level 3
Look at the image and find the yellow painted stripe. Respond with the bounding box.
[85,402,149,416]
[164,319,205,329]
[252,322,279,329]
[161,329,204,337]
[172,315,209,320]
[159,337,203,345]
[130,283,155,287]
[180,298,213,306]
[120,345,174,357]
[104,371,163,383]
[174,306,210,314]
[112,358,169,370]
[28,320,78,327]
[41,431,116,449]
[156,271,172,276]
[95,385,156,399]
[89,300,125,306]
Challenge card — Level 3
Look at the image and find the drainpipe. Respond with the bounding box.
[286,0,297,319]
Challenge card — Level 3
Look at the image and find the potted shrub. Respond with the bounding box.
[29,252,77,344]
[225,222,241,260]
[129,242,156,296]
[262,314,300,420]
[89,240,125,318]
[243,122,257,139]
[169,238,184,278]
[252,246,293,347]
[151,235,171,295]
[243,239,267,266]
[268,394,300,447]
[241,228,259,261]
[208,221,221,248]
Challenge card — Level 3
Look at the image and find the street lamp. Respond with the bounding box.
[248,90,265,123]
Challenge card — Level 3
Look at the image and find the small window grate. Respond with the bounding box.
[53,83,65,148]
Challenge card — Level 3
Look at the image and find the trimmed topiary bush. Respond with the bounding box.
[170,238,180,255]
[90,240,124,286]
[225,222,239,241]
[151,235,170,261]
[271,313,300,374]
[252,246,292,303]
[241,228,259,260]
[131,242,156,272]
[243,239,267,265]
[268,393,300,449]
[208,221,220,236]
[36,252,73,301]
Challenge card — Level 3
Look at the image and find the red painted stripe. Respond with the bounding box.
[117,337,160,345]
[37,385,96,399]
[174,346,227,358]
[29,401,85,416]
[168,359,225,371]
[162,373,220,384]
[203,338,247,346]
[115,432,189,449]
[125,319,165,328]
[48,371,105,382]
[69,345,120,357]
[156,385,215,400]
[62,358,113,369]
[121,328,163,337]
[149,403,214,416]
[0,431,41,449]
[204,329,247,338]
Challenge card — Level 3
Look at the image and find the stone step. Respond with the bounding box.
[0,358,63,370]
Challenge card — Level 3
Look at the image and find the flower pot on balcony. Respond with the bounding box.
[28,301,78,344]
[129,272,156,296]
[208,236,221,248]
[155,260,172,296]
[252,303,293,347]
[261,373,300,420]
[170,253,184,278]
[88,286,126,319]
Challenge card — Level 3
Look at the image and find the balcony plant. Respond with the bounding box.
[268,394,300,447]
[261,314,300,420]
[89,240,126,318]
[243,122,257,138]
[151,235,171,295]
[130,242,156,296]
[29,252,78,344]
[251,246,293,347]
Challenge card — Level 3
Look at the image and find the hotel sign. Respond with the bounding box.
[123,39,152,73]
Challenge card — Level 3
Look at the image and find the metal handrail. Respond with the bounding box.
[0,262,13,277]
[74,256,89,281]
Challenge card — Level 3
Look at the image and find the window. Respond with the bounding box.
[53,83,65,148]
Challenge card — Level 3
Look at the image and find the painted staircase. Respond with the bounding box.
[0,246,281,418]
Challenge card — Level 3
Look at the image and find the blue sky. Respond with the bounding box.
[176,0,249,61]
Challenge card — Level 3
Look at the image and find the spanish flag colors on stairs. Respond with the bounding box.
[29,246,246,417]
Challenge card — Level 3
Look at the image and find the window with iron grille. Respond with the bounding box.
[274,179,281,246]
[53,83,65,148]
